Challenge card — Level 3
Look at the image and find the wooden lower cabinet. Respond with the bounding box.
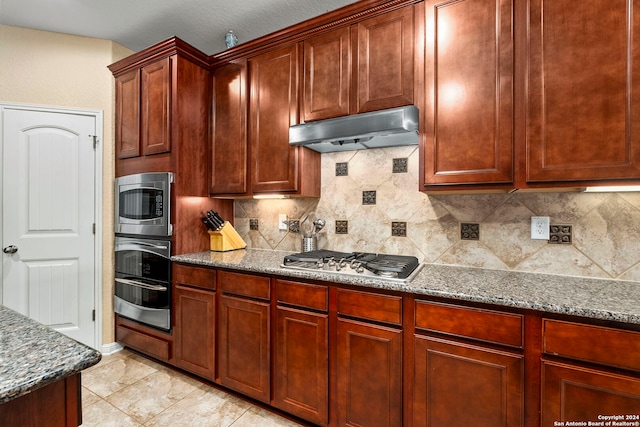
[173,284,216,380]
[218,294,270,403]
[115,314,173,363]
[274,306,328,426]
[413,335,524,427]
[0,374,81,427]
[337,318,403,427]
[542,361,640,425]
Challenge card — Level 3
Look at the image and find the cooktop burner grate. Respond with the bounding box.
[282,250,422,282]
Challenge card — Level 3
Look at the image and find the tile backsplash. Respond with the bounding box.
[234,146,640,281]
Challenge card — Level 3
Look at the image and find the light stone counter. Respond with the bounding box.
[173,249,640,326]
[0,305,101,403]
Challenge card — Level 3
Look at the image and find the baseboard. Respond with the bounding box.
[101,342,123,355]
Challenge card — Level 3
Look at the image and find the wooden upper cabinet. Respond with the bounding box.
[141,57,171,156]
[210,60,248,195]
[303,26,351,122]
[249,44,320,196]
[355,5,415,114]
[302,4,414,122]
[422,0,514,189]
[115,69,141,159]
[114,56,172,159]
[525,0,640,184]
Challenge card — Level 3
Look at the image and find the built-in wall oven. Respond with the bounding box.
[115,172,173,237]
[114,171,174,331]
[114,236,171,330]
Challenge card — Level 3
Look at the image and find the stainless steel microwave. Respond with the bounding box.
[115,172,173,237]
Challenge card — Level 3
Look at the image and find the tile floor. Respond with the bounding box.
[80,349,308,427]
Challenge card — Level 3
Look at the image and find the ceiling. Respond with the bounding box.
[0,0,359,54]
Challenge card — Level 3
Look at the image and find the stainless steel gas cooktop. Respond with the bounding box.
[281,250,423,283]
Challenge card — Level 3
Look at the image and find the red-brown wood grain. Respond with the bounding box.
[218,294,271,403]
[249,44,300,194]
[0,374,81,427]
[173,284,216,380]
[337,317,403,427]
[115,69,141,159]
[210,60,248,195]
[274,306,329,425]
[542,361,640,425]
[524,0,640,184]
[413,336,524,427]
[422,0,514,189]
[354,5,414,114]
[303,26,351,122]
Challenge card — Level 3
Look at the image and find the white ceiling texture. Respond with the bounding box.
[0,0,359,54]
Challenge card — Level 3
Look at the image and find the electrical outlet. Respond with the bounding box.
[278,214,288,231]
[531,216,550,240]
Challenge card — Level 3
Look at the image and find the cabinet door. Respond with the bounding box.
[211,60,248,195]
[526,0,640,183]
[355,5,414,113]
[249,44,300,193]
[141,56,171,156]
[423,0,513,188]
[542,361,640,425]
[218,294,270,403]
[413,336,524,427]
[173,284,215,380]
[274,306,328,426]
[115,69,140,159]
[303,26,351,122]
[337,318,402,427]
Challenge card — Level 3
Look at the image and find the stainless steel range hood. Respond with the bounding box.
[289,105,418,153]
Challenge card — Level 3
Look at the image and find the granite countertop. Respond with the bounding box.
[173,249,640,326]
[0,305,102,404]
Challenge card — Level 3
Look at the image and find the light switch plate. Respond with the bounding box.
[531,216,550,240]
[278,214,288,231]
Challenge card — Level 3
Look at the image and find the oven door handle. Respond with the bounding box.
[115,278,168,291]
[116,241,169,250]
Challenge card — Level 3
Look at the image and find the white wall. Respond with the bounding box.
[0,24,133,345]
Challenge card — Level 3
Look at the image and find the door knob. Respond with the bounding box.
[3,245,18,254]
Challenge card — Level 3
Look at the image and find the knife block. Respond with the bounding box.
[209,222,246,252]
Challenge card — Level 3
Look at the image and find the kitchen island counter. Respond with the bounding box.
[0,305,101,404]
[173,249,640,326]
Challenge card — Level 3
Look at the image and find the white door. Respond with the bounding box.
[2,107,96,347]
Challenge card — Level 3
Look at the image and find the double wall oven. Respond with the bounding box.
[114,172,173,331]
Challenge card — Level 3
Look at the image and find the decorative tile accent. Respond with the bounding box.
[550,224,572,244]
[461,223,480,240]
[235,146,640,281]
[392,158,408,173]
[249,219,259,231]
[392,222,407,237]
[336,162,348,176]
[362,190,376,205]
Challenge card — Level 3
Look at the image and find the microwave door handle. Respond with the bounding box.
[115,278,168,292]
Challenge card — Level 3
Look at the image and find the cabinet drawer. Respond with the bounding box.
[276,279,328,312]
[173,264,216,291]
[543,319,640,372]
[337,289,402,326]
[116,321,171,361]
[415,301,524,348]
[219,270,270,300]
